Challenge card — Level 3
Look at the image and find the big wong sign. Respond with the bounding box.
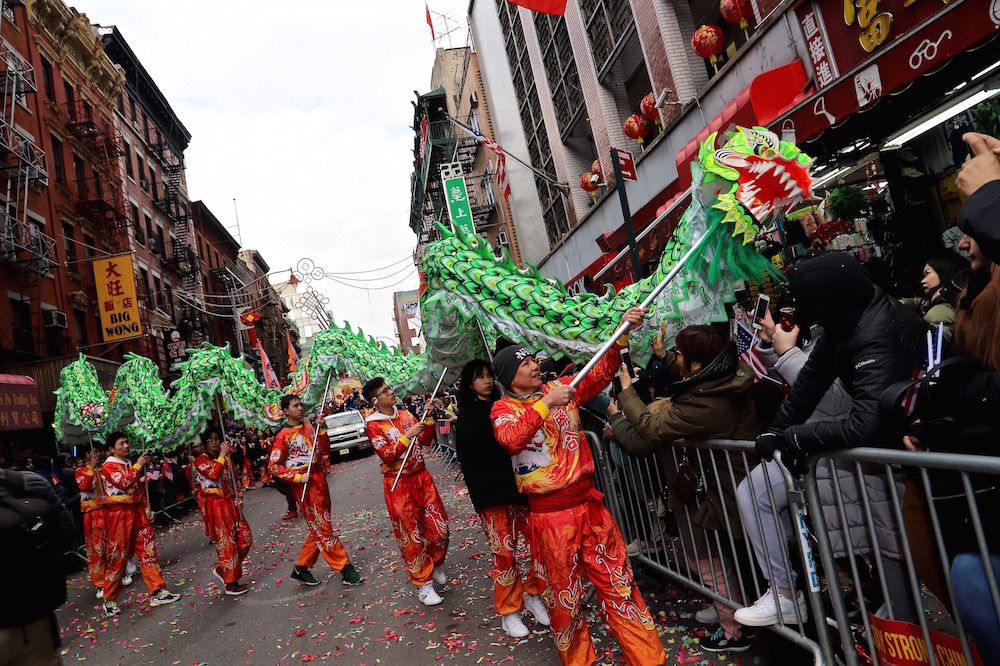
[92,253,143,343]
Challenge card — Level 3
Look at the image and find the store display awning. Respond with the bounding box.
[675,60,811,188]
[770,0,1000,149]
[0,374,43,431]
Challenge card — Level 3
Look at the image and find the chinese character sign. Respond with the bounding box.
[443,175,475,236]
[92,253,143,342]
[0,377,43,431]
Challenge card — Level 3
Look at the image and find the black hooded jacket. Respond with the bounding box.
[958,179,1000,265]
[771,253,929,452]
[455,398,527,512]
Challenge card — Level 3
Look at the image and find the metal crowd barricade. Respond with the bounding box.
[587,428,1000,665]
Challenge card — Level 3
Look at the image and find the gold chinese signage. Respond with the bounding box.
[92,253,143,342]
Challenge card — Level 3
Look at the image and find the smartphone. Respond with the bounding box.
[621,349,638,382]
[612,376,623,395]
[751,294,771,330]
[448,395,457,406]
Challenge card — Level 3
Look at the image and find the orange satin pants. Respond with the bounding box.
[83,508,107,590]
[383,469,449,586]
[479,504,541,615]
[529,498,665,666]
[204,495,253,584]
[293,475,350,572]
[103,505,166,601]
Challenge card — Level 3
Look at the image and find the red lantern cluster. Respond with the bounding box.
[692,24,724,72]
[624,114,650,149]
[720,0,753,37]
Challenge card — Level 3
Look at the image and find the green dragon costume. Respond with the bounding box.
[54,126,812,450]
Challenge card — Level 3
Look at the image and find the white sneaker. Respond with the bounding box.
[121,574,133,587]
[96,588,104,600]
[126,561,138,576]
[625,539,641,557]
[417,582,442,606]
[432,567,447,586]
[523,593,550,627]
[695,604,719,625]
[149,588,181,607]
[501,612,530,638]
[734,588,809,627]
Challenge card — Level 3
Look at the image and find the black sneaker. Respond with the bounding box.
[341,564,364,586]
[225,582,249,596]
[290,565,321,586]
[700,626,753,653]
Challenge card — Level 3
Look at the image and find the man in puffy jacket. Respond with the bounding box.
[755,252,928,466]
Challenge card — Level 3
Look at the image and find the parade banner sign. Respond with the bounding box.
[93,253,143,342]
[867,614,982,666]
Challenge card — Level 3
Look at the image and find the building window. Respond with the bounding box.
[136,155,145,184]
[40,57,55,101]
[62,222,76,265]
[73,309,88,349]
[63,81,75,118]
[144,214,154,246]
[139,268,150,303]
[124,144,134,179]
[73,155,86,197]
[117,93,125,115]
[10,299,34,354]
[50,135,65,186]
[130,97,137,122]
[156,225,165,256]
[579,0,635,77]
[83,233,95,260]
[164,283,174,317]
[130,203,143,244]
[153,276,162,309]
[534,14,585,137]
[496,0,570,246]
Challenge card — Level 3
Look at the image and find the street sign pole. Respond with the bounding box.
[611,147,642,282]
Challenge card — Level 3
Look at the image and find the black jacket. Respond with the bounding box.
[772,286,928,452]
[958,179,1000,265]
[455,398,526,512]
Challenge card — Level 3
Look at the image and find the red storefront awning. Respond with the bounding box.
[0,374,43,431]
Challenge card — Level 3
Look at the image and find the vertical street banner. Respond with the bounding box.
[441,162,475,236]
[93,253,143,342]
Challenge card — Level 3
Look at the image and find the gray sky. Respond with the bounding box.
[76,1,470,343]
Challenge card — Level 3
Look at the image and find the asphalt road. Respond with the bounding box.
[56,452,796,665]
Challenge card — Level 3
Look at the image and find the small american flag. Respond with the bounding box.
[494,153,511,200]
[735,321,769,382]
[901,325,944,416]
[450,116,503,155]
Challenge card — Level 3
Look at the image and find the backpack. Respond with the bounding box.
[0,469,69,627]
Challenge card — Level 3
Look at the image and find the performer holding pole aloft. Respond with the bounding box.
[75,438,108,600]
[363,372,449,606]
[491,307,666,666]
[268,390,364,587]
[194,427,253,596]
[100,432,181,617]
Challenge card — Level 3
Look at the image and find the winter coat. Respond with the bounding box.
[758,342,903,559]
[455,398,527,513]
[958,179,1000,265]
[617,345,758,534]
[900,296,956,341]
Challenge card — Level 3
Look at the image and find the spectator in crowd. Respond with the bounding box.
[900,250,969,340]
[614,322,758,653]
[454,359,549,638]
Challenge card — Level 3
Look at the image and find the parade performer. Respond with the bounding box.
[455,359,549,637]
[491,307,666,666]
[75,442,108,599]
[269,394,364,586]
[362,379,449,606]
[187,440,212,541]
[194,428,253,596]
[100,432,180,617]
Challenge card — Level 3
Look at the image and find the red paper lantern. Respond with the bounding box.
[624,114,650,149]
[640,93,658,123]
[580,172,599,193]
[720,0,753,38]
[692,24,724,72]
[591,159,603,180]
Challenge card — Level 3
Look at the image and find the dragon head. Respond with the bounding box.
[699,126,813,244]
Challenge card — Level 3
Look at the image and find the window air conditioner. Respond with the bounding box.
[148,237,160,254]
[497,231,509,246]
[44,309,68,329]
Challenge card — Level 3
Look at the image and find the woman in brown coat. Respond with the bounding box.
[612,323,759,653]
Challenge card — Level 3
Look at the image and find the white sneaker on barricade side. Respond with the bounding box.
[418,582,442,606]
[695,604,719,625]
[523,593,550,626]
[501,612,529,638]
[734,588,809,626]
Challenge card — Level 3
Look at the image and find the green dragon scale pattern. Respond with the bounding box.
[54,127,811,449]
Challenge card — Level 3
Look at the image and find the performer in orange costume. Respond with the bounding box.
[362,378,449,607]
[100,432,180,617]
[187,440,211,540]
[195,428,253,595]
[269,394,363,587]
[491,307,666,666]
[75,442,108,599]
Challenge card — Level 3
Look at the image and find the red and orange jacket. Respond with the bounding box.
[492,342,623,497]
[268,422,329,484]
[193,452,242,500]
[100,456,148,507]
[365,408,434,477]
[75,465,106,513]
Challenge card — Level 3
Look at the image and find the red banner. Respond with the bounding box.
[868,614,982,666]
[0,375,43,431]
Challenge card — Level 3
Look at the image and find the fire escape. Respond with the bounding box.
[149,130,204,343]
[64,95,154,357]
[0,33,57,356]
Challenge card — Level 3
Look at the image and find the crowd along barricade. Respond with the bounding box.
[800,447,999,666]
